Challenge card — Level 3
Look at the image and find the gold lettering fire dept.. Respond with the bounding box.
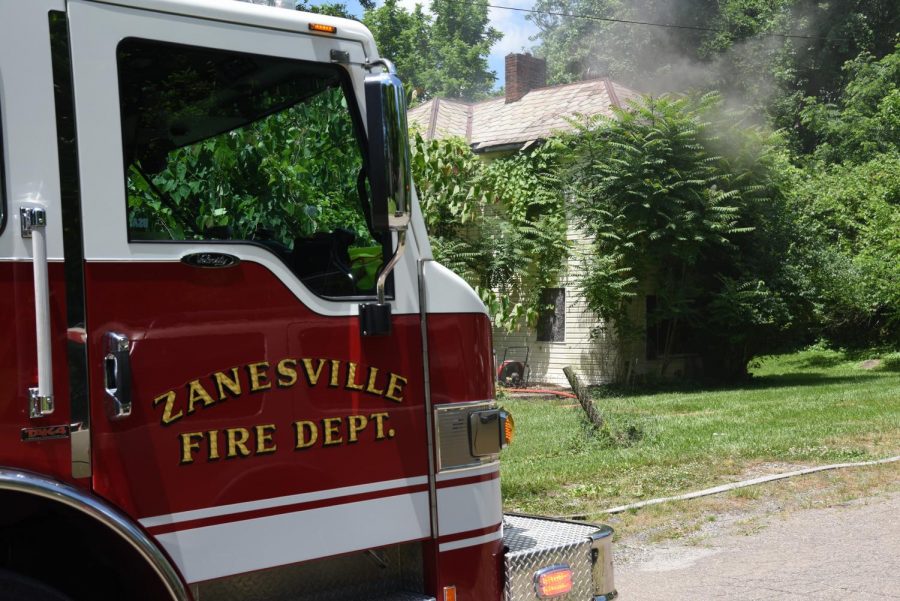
[177,412,396,464]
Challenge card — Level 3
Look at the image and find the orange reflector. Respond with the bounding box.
[443,585,457,601]
[534,565,574,598]
[502,410,515,446]
[308,23,337,34]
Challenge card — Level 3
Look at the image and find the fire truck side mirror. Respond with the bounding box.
[364,59,411,234]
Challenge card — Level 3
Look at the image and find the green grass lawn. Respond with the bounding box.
[499,348,900,517]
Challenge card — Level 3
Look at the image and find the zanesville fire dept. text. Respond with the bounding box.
[150,358,408,465]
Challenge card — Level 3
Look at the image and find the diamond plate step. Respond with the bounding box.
[504,514,601,555]
[503,514,615,601]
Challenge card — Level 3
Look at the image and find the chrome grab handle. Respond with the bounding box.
[20,205,54,418]
[104,332,132,420]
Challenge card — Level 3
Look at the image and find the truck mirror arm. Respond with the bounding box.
[359,57,412,337]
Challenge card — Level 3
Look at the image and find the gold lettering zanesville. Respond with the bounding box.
[153,358,408,426]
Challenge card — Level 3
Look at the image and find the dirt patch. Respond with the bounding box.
[859,359,883,369]
[735,460,812,479]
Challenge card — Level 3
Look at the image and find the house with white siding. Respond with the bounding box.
[408,54,646,386]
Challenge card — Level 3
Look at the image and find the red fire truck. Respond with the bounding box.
[0,1,615,599]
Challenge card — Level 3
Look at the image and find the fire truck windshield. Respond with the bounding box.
[118,37,387,298]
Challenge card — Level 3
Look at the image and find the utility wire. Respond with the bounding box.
[440,0,844,42]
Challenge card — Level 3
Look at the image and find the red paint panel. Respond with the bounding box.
[425,312,498,599]
[426,313,495,405]
[0,262,73,478]
[85,261,428,520]
[437,539,504,601]
[436,524,502,545]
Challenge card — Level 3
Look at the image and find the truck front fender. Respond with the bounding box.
[0,468,191,601]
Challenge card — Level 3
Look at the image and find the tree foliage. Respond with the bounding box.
[524,2,899,370]
[564,93,804,379]
[787,154,900,346]
[359,0,432,95]
[799,43,900,165]
[128,88,371,246]
[362,0,501,101]
[411,132,567,330]
[781,43,900,346]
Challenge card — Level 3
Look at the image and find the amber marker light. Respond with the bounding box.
[501,410,515,447]
[443,586,457,601]
[533,565,574,598]
[308,23,337,34]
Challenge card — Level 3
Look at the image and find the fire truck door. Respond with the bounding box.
[67,0,428,584]
[0,0,79,478]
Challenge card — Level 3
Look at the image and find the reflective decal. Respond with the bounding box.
[21,424,71,441]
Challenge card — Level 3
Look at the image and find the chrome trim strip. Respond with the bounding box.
[70,422,91,479]
[418,258,439,539]
[435,462,500,482]
[376,230,406,305]
[0,468,190,600]
[0,257,66,262]
[435,399,496,410]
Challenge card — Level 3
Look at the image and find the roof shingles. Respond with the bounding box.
[407,78,638,152]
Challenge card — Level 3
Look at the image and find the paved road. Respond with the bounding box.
[615,492,900,600]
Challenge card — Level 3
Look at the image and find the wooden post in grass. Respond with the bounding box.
[563,366,604,429]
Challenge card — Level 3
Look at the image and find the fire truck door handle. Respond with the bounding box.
[103,333,132,420]
[20,204,54,418]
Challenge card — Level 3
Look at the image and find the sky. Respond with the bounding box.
[269,0,541,89]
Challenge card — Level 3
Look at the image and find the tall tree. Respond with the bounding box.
[796,42,900,163]
[363,0,501,100]
[420,0,501,99]
[362,0,432,96]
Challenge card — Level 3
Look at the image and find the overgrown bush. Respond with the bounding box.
[563,93,809,380]
[410,131,567,330]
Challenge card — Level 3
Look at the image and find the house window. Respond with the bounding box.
[537,287,565,342]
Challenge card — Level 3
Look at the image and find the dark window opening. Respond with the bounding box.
[117,38,386,298]
[536,287,565,342]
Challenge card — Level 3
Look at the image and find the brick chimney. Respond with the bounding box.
[505,53,547,103]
